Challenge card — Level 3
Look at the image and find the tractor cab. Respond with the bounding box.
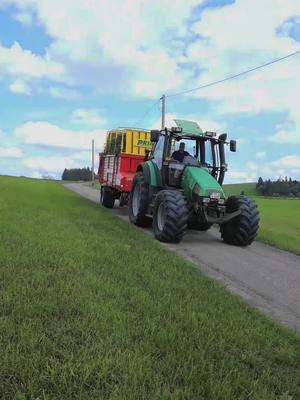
[150,119,236,189]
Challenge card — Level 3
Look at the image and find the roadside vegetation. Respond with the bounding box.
[0,176,299,399]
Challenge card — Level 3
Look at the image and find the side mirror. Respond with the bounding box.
[150,130,160,142]
[219,133,227,141]
[230,140,237,152]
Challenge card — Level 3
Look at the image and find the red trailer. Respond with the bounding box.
[98,128,151,208]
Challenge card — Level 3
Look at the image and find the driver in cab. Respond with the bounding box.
[171,142,190,162]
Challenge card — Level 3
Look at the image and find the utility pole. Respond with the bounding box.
[161,94,166,130]
[91,139,95,185]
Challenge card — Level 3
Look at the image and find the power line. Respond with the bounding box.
[133,98,160,127]
[166,49,300,98]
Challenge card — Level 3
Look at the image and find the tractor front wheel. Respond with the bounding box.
[153,190,188,243]
[220,196,259,246]
[100,186,115,208]
[129,172,151,226]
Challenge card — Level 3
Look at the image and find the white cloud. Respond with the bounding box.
[186,0,300,145]
[24,155,80,173]
[151,112,225,132]
[271,154,300,169]
[15,121,106,151]
[0,146,24,158]
[48,86,80,100]
[247,161,258,171]
[3,0,202,97]
[268,129,300,144]
[13,11,33,25]
[9,79,31,95]
[256,151,266,159]
[225,168,257,183]
[71,108,106,127]
[0,41,65,80]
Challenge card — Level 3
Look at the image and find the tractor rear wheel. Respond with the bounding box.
[220,196,259,246]
[100,186,115,208]
[153,190,188,243]
[129,172,151,226]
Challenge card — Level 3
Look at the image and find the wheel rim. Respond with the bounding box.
[132,184,141,217]
[157,202,166,231]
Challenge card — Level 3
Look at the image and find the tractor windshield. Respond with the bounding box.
[169,137,215,169]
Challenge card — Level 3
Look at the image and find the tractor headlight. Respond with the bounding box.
[218,198,225,204]
[210,191,221,199]
[202,197,210,204]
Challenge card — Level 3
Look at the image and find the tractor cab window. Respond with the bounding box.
[172,139,197,158]
[152,134,165,169]
[204,139,214,167]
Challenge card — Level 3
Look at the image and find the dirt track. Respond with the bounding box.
[64,182,300,332]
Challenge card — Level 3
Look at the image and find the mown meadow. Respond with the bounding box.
[0,176,299,399]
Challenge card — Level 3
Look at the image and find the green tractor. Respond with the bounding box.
[128,120,259,245]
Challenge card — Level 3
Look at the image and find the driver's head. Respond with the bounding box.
[179,142,185,153]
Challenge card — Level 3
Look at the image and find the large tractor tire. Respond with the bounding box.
[220,196,259,246]
[129,172,151,226]
[100,186,115,208]
[153,190,188,243]
[188,214,212,231]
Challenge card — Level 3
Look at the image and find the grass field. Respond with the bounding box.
[223,182,258,196]
[254,197,300,255]
[223,183,300,254]
[0,176,299,399]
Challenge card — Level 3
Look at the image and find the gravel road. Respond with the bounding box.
[64,182,300,332]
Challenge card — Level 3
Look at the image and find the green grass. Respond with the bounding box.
[0,176,299,399]
[83,180,101,190]
[254,197,300,255]
[223,182,259,197]
[223,182,300,254]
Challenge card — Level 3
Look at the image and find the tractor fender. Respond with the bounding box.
[136,163,151,185]
[136,161,161,187]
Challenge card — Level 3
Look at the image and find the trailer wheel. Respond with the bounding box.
[153,190,188,243]
[100,186,115,208]
[129,172,151,226]
[220,196,259,246]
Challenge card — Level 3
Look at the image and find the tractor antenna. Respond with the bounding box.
[161,94,166,130]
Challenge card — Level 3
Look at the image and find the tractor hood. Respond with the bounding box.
[181,166,225,201]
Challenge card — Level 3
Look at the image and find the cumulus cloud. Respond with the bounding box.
[2,0,202,97]
[9,79,31,95]
[48,86,80,100]
[23,155,85,173]
[256,151,266,159]
[71,108,106,128]
[0,41,65,80]
[14,121,106,151]
[0,146,24,158]
[271,154,300,169]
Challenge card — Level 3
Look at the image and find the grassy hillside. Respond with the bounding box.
[0,176,299,399]
[223,182,258,196]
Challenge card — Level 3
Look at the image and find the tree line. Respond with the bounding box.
[62,167,92,181]
[256,177,300,197]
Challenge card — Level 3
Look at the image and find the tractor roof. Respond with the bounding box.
[174,119,204,137]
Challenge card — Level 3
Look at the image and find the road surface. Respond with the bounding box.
[64,182,300,332]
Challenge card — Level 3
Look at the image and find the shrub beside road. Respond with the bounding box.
[0,176,299,399]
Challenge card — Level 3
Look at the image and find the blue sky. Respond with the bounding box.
[0,0,299,182]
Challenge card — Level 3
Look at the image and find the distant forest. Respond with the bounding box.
[62,167,92,181]
[256,177,300,197]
